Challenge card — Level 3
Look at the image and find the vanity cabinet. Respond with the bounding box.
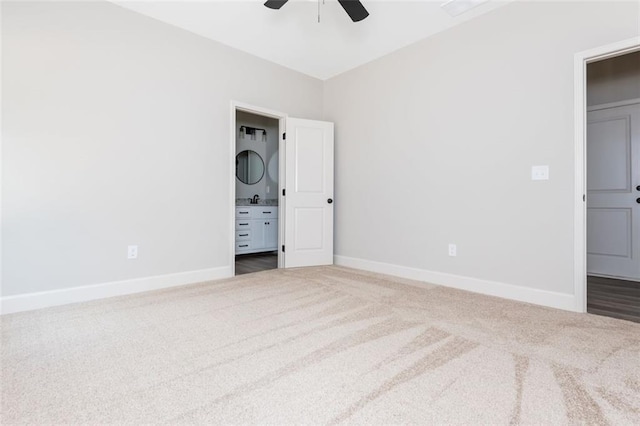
[235,206,278,254]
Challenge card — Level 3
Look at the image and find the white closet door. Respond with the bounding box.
[587,102,640,280]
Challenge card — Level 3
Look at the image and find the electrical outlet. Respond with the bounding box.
[448,244,457,257]
[531,165,549,180]
[127,245,138,259]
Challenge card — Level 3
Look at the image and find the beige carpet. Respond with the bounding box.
[2,266,639,424]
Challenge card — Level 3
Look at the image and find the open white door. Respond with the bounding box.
[587,101,640,280]
[283,118,334,268]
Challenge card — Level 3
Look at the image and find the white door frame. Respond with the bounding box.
[230,101,287,275]
[573,37,640,312]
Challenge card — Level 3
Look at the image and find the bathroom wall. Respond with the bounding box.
[235,111,279,203]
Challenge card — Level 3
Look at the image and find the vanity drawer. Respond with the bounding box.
[235,230,251,241]
[255,207,278,219]
[235,241,251,251]
[235,207,252,218]
[235,220,252,231]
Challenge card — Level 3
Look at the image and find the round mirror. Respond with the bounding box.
[236,150,265,185]
[267,151,278,183]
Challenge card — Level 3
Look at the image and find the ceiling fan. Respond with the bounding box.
[264,0,369,22]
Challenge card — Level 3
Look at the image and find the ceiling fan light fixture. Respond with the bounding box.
[264,0,369,23]
[441,0,488,17]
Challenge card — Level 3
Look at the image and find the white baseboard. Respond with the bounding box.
[334,255,577,312]
[0,266,233,315]
[1,258,577,315]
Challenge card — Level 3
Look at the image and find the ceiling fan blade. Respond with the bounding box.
[337,0,369,22]
[264,0,289,10]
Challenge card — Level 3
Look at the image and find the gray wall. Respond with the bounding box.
[323,1,639,296]
[587,51,640,106]
[235,111,279,201]
[2,1,322,296]
[4,0,639,303]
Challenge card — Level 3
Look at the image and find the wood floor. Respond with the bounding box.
[587,275,640,323]
[235,252,278,275]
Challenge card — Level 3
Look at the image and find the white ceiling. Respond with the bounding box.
[114,0,512,80]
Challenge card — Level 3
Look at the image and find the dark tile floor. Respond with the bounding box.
[587,275,640,323]
[235,252,278,275]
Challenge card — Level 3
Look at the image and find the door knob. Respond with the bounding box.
[637,185,640,191]
[327,198,333,204]
[637,198,640,204]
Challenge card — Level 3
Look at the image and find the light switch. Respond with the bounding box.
[531,165,549,181]
[127,245,138,259]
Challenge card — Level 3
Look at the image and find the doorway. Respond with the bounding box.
[584,51,640,322]
[231,103,286,276]
[229,102,336,276]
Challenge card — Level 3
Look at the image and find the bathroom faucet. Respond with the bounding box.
[252,194,260,204]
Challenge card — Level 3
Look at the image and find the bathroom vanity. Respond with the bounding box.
[235,114,280,256]
[235,206,278,254]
